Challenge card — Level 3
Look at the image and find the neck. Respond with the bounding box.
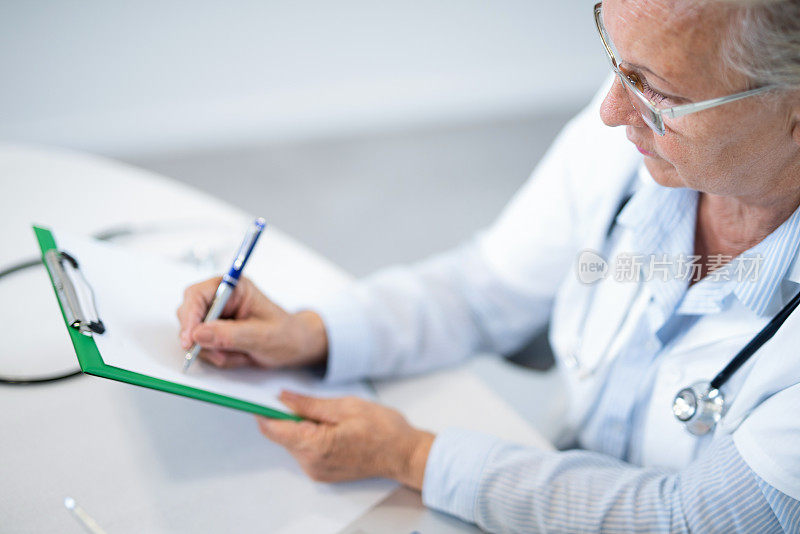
[694,191,800,277]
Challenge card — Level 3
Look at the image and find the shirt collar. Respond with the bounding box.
[677,193,800,317]
[731,204,800,315]
[616,164,800,318]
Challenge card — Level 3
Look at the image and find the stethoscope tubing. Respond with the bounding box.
[0,225,165,385]
[710,286,800,390]
[0,221,237,385]
[574,181,800,435]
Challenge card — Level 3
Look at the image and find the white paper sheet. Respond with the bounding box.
[54,230,374,414]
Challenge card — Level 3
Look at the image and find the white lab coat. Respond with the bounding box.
[492,83,800,500]
[488,81,800,499]
[316,78,800,501]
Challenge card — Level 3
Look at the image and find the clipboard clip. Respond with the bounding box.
[44,250,106,336]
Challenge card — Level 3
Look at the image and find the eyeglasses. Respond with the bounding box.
[593,2,775,136]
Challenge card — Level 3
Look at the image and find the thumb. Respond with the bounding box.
[191,319,265,354]
[279,391,341,423]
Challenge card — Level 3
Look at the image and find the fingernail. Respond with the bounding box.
[194,327,214,344]
[280,390,300,400]
[180,331,190,349]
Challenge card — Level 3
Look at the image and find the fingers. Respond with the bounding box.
[176,277,256,348]
[198,349,254,369]
[176,277,223,346]
[257,416,319,449]
[278,391,357,424]
[190,318,268,355]
[255,395,396,484]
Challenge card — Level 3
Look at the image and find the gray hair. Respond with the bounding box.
[721,0,800,89]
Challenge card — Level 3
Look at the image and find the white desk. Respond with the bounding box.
[0,145,549,533]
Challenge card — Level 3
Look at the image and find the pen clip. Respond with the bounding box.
[44,249,106,336]
[232,226,258,271]
[226,218,266,283]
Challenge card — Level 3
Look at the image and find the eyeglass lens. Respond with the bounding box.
[616,72,665,134]
[596,3,665,135]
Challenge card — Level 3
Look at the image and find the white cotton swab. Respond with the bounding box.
[64,497,108,534]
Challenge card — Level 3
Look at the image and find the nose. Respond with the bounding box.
[600,76,646,128]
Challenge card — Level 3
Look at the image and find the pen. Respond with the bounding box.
[182,217,266,372]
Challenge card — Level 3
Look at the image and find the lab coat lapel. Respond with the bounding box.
[666,310,766,358]
[720,251,800,430]
[576,241,642,375]
[721,309,800,430]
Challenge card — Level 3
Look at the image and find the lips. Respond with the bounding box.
[626,130,658,158]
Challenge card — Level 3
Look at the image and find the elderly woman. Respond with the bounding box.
[177,0,800,531]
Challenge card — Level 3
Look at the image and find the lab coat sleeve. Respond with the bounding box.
[421,428,800,533]
[309,97,606,384]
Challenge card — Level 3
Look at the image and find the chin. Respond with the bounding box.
[644,157,685,189]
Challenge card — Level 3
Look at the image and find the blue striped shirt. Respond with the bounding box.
[425,430,800,533]
[313,94,800,531]
[421,176,800,532]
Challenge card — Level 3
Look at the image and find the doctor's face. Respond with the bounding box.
[598,0,800,204]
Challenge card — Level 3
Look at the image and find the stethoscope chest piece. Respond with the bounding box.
[672,381,725,436]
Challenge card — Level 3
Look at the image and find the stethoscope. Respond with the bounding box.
[572,189,800,436]
[0,222,230,385]
[0,227,140,385]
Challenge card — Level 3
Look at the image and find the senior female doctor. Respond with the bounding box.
[177,0,800,531]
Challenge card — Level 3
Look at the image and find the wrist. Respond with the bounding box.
[394,429,435,491]
[293,311,329,366]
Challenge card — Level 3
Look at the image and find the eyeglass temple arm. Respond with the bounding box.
[662,86,775,119]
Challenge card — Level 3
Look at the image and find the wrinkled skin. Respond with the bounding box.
[600,0,800,267]
[177,0,800,490]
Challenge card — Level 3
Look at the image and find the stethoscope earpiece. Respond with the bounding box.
[672,381,725,436]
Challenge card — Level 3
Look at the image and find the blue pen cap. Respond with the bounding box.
[224,217,266,285]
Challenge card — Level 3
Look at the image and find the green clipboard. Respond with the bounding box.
[34,225,301,421]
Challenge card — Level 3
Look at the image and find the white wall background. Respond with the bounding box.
[0,1,606,158]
